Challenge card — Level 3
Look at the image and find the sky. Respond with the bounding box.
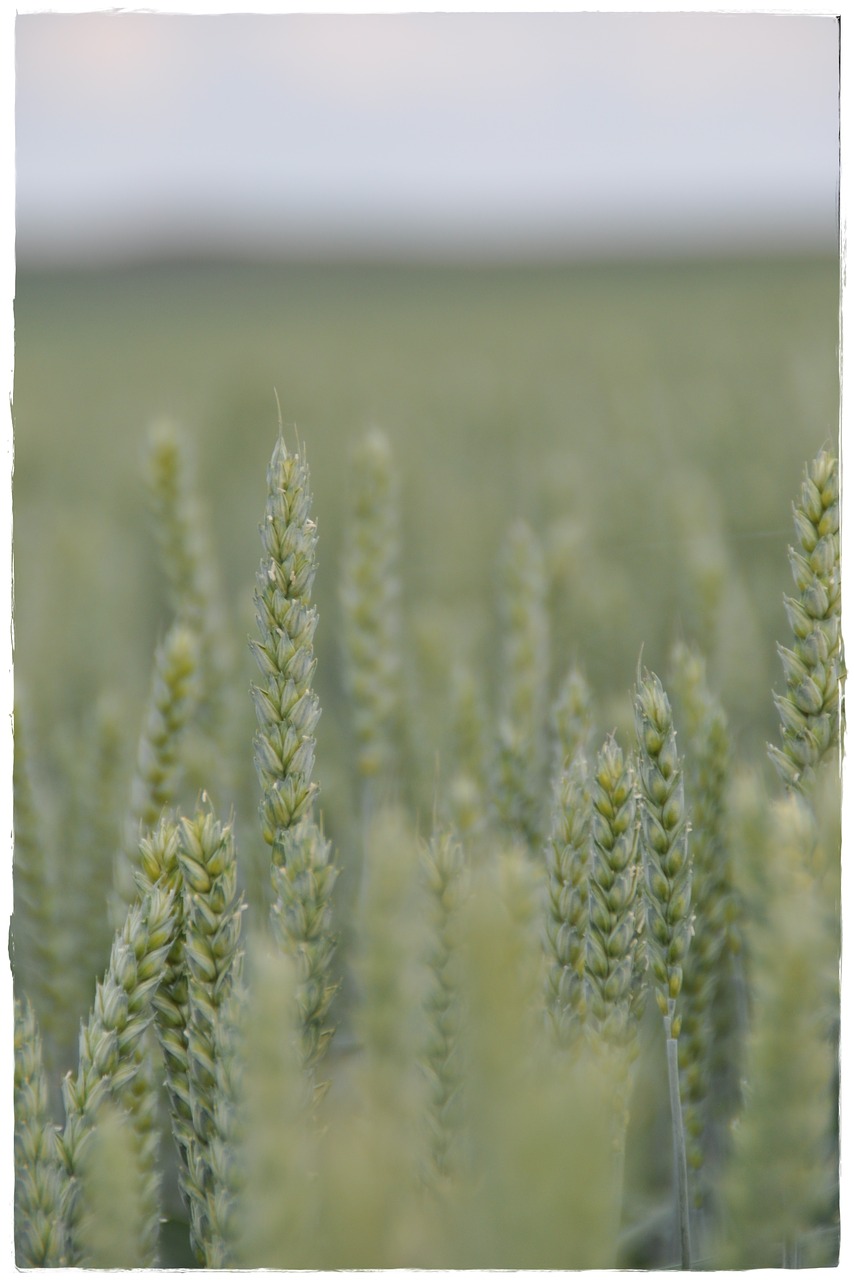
[11,5,842,263]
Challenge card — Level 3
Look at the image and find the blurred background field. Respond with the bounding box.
[12,250,840,861]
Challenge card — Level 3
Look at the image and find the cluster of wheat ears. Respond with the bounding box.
[12,424,841,1268]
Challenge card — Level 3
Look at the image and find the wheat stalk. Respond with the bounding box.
[634,665,693,1267]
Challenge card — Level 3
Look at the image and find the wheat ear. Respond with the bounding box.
[14,997,67,1266]
[112,622,199,917]
[340,426,404,812]
[585,735,644,1056]
[146,418,236,788]
[584,731,645,1232]
[769,446,841,789]
[57,882,176,1264]
[11,705,62,1057]
[227,943,317,1267]
[420,827,465,1178]
[270,816,339,1084]
[669,640,737,1202]
[493,518,550,850]
[544,749,591,1046]
[176,808,245,1264]
[75,1100,152,1268]
[719,793,838,1266]
[251,433,321,850]
[551,663,594,779]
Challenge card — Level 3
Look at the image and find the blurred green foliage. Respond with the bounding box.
[13,255,838,846]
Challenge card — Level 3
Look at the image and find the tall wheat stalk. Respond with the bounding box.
[251,431,339,1080]
[669,640,737,1209]
[634,666,693,1268]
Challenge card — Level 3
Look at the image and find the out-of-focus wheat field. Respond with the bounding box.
[12,253,839,852]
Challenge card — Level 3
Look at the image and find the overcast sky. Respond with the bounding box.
[13,8,842,262]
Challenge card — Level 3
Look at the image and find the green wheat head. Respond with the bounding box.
[769,447,841,789]
[251,434,321,852]
[339,426,404,804]
[634,666,693,1030]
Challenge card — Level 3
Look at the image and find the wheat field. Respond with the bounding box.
[11,252,841,1268]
